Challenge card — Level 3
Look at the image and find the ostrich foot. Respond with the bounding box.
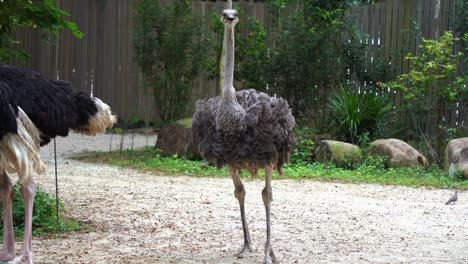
[263,248,278,264]
[237,244,253,258]
[9,254,33,264]
[0,252,14,262]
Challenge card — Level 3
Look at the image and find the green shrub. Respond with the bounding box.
[385,31,466,163]
[291,127,316,164]
[133,0,210,123]
[263,1,395,123]
[0,0,83,62]
[0,185,80,237]
[328,85,393,144]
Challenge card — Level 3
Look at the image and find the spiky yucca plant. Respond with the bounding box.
[329,86,392,145]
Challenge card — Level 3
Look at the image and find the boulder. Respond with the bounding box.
[155,119,200,158]
[315,140,361,167]
[368,139,428,168]
[444,138,468,179]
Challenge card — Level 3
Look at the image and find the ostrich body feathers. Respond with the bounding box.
[192,89,296,173]
[0,65,116,145]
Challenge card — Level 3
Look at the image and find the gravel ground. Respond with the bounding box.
[10,132,468,263]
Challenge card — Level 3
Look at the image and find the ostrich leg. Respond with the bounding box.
[12,179,35,264]
[0,171,15,262]
[229,165,253,258]
[262,165,278,264]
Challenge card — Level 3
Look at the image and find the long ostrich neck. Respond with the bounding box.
[217,21,245,133]
[222,24,236,102]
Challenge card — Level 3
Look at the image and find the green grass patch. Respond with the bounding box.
[74,147,468,190]
[0,185,82,239]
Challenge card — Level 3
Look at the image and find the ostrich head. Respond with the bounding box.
[221,9,238,26]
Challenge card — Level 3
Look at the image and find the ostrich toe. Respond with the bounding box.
[263,248,278,264]
[237,244,254,258]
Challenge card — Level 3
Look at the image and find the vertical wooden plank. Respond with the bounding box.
[378,1,386,58]
[361,5,368,44]
[370,3,378,53]
[384,0,393,58]
[441,0,450,35]
[401,0,412,75]
[427,0,435,39]
[390,0,399,65]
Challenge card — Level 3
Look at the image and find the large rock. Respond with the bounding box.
[155,119,200,158]
[368,139,428,168]
[315,140,361,167]
[445,138,468,179]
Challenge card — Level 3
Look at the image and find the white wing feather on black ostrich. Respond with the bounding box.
[192,89,296,173]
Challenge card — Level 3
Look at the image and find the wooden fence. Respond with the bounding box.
[11,0,466,127]
[346,0,465,128]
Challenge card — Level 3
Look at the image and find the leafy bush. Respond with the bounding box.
[290,127,316,164]
[385,31,466,163]
[264,0,394,123]
[0,0,83,62]
[0,185,80,237]
[133,0,210,123]
[328,86,392,144]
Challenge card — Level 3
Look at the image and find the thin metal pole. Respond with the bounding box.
[54,138,59,225]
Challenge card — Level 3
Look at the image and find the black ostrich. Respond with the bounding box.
[0,65,116,263]
[192,10,296,264]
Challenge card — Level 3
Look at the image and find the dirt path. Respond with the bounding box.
[21,133,468,263]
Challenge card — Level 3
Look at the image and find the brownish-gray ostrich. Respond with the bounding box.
[192,10,296,264]
[0,65,116,263]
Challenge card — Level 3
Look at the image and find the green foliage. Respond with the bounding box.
[75,147,468,189]
[0,185,81,237]
[451,167,465,180]
[290,127,316,164]
[0,0,83,62]
[452,0,467,36]
[263,1,393,121]
[328,86,392,144]
[441,125,468,144]
[236,17,270,90]
[76,147,228,177]
[388,32,465,101]
[385,32,466,163]
[133,0,210,123]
